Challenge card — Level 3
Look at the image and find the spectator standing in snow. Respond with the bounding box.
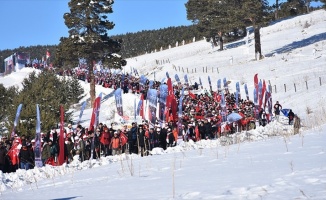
[288,109,295,125]
[41,140,51,165]
[110,132,121,156]
[273,101,282,121]
[18,142,34,170]
[293,115,301,134]
[0,142,7,172]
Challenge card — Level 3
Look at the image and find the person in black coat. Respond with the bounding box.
[288,109,295,125]
[0,142,7,172]
[128,123,138,154]
[18,142,34,170]
[159,127,167,150]
[198,121,206,140]
[137,127,147,156]
[167,128,175,147]
[203,119,213,139]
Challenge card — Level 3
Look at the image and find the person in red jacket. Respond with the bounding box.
[110,132,121,156]
[100,127,111,156]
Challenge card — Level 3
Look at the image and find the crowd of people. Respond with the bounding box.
[0,66,301,173]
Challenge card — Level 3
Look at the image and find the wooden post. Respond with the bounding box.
[203,67,204,73]
[195,68,196,73]
[284,84,286,92]
[320,77,322,86]
[206,66,207,73]
[274,85,277,93]
[187,68,188,73]
[217,67,219,74]
[305,81,308,90]
[294,83,296,92]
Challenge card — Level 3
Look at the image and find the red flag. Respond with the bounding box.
[58,105,65,165]
[188,90,196,99]
[89,96,101,131]
[120,132,128,146]
[261,80,266,108]
[7,143,20,166]
[195,125,200,141]
[171,98,177,121]
[254,74,258,100]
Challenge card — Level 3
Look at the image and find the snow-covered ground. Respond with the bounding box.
[0,10,326,199]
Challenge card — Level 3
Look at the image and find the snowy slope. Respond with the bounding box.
[0,10,326,200]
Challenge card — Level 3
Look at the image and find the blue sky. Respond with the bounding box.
[0,0,191,50]
[0,0,322,51]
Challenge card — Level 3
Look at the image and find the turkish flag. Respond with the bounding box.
[120,132,128,146]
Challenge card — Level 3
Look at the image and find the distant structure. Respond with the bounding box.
[2,52,30,75]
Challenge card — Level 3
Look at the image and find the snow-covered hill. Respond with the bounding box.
[0,10,326,199]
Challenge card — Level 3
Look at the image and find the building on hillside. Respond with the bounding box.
[2,52,30,75]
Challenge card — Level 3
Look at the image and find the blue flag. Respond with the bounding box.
[34,104,43,167]
[77,101,86,125]
[115,88,123,116]
[11,103,23,138]
[244,84,249,100]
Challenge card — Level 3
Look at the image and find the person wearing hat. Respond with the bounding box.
[110,131,121,156]
[273,101,282,122]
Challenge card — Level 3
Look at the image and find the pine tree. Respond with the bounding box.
[56,0,126,106]
[0,84,17,123]
[6,70,84,139]
[239,0,271,60]
[186,0,234,50]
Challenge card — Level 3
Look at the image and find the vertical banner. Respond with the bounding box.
[139,75,147,92]
[166,71,170,79]
[236,82,240,107]
[223,77,228,91]
[58,105,65,165]
[148,89,158,126]
[221,92,227,122]
[137,94,144,119]
[177,96,184,137]
[76,101,86,126]
[11,103,23,139]
[89,94,102,131]
[254,88,259,119]
[208,76,212,92]
[199,77,203,89]
[175,74,181,85]
[114,88,123,117]
[244,83,249,100]
[254,73,259,101]
[262,80,266,107]
[34,104,43,167]
[159,84,168,123]
[217,79,221,92]
[184,74,189,89]
[258,80,263,109]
